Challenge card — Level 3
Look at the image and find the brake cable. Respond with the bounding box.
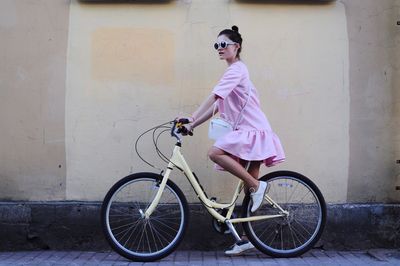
[134,121,173,170]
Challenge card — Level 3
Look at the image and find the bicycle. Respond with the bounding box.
[101,120,326,262]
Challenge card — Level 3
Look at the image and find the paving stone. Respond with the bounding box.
[0,250,398,265]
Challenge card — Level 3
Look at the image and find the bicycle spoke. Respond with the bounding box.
[110,207,134,216]
[252,219,276,229]
[293,219,313,236]
[109,213,139,217]
[255,222,278,240]
[152,216,181,227]
[294,217,318,227]
[288,223,298,248]
[147,220,162,251]
[151,209,181,219]
[284,179,288,206]
[268,224,282,248]
[144,223,152,253]
[148,221,173,247]
[112,218,142,232]
[110,216,141,224]
[151,218,180,234]
[295,190,312,205]
[149,220,177,240]
[264,224,280,246]
[286,182,300,204]
[135,223,147,252]
[289,222,310,242]
[123,220,142,249]
[280,224,284,250]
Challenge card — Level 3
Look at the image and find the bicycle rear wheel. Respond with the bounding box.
[242,171,326,258]
[101,172,189,262]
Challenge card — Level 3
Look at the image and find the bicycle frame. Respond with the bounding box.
[144,142,288,233]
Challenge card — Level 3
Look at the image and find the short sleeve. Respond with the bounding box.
[212,63,242,99]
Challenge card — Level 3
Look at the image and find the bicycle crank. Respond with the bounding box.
[212,209,237,235]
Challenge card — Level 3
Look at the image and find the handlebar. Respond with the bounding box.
[171,119,193,140]
[177,118,190,125]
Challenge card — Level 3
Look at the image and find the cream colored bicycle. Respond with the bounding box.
[101,120,326,262]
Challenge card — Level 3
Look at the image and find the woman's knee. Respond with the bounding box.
[208,147,224,162]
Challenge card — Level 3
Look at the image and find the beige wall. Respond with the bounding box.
[343,0,400,202]
[395,2,400,201]
[0,0,398,203]
[0,0,70,200]
[66,0,349,202]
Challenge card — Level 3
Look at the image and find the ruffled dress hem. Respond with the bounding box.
[213,129,285,170]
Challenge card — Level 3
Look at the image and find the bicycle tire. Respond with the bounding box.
[242,171,326,258]
[101,172,189,262]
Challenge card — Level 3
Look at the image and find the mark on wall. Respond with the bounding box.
[91,27,175,86]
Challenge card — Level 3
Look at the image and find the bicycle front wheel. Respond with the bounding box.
[101,172,189,262]
[242,171,326,258]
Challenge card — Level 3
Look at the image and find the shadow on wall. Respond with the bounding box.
[78,0,336,4]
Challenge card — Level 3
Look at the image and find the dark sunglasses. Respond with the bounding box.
[214,41,237,50]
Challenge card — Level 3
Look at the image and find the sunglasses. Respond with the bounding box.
[214,41,237,50]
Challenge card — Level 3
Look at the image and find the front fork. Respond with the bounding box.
[143,163,173,219]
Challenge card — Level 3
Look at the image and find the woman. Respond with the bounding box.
[178,26,285,255]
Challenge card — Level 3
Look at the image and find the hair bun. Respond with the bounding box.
[231,25,239,32]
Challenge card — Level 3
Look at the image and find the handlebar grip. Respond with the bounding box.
[175,124,193,136]
[178,118,190,124]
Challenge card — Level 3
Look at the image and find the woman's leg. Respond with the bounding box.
[223,159,262,255]
[238,160,262,241]
[208,147,259,191]
[247,161,262,179]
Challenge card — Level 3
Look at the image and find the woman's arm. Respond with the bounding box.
[190,94,218,127]
[192,103,216,129]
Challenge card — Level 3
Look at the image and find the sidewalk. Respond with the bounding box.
[0,249,399,265]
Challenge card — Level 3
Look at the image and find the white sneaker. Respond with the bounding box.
[250,181,268,212]
[224,241,255,256]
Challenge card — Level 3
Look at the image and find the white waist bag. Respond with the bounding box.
[208,117,233,140]
[208,87,251,141]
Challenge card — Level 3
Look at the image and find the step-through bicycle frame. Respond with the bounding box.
[144,126,289,241]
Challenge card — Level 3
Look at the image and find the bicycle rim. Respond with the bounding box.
[244,174,325,256]
[104,177,185,259]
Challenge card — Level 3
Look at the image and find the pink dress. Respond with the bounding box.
[212,60,285,168]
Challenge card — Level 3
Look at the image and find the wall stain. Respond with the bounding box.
[91,27,175,86]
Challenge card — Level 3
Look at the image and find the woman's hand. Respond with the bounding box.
[175,116,195,124]
[175,122,193,136]
[178,123,194,136]
[174,116,194,136]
